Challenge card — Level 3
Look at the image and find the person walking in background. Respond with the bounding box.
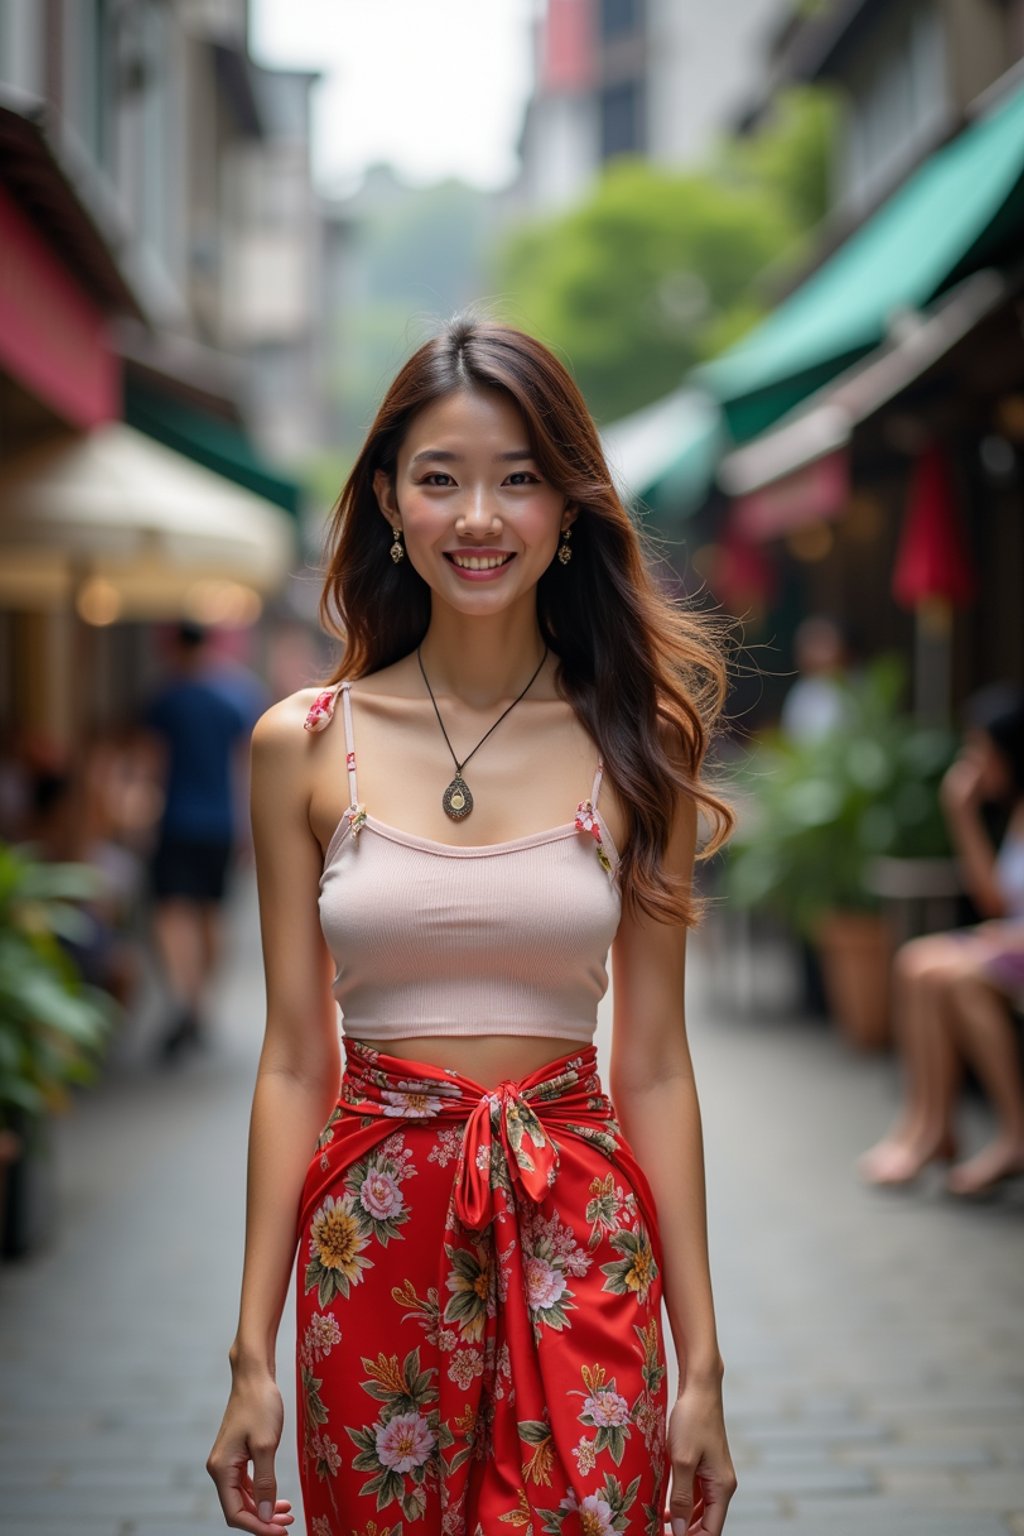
[142,620,268,1061]
[778,615,854,746]
[205,318,738,1536]
[857,683,1024,1198]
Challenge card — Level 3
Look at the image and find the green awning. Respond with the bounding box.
[697,78,1024,443]
[124,381,303,519]
[601,387,723,523]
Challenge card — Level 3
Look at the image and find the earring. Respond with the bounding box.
[557,526,573,565]
[390,525,405,563]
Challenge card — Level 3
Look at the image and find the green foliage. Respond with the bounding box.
[495,87,837,424]
[723,656,956,936]
[0,841,118,1132]
[719,85,837,237]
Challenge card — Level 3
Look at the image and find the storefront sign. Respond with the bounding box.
[733,450,850,541]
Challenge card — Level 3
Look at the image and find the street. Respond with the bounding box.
[1,870,1022,1535]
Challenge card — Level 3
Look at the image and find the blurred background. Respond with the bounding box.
[1,1,1023,1533]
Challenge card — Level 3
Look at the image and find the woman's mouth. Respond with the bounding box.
[443,551,516,581]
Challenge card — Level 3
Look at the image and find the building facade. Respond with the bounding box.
[516,0,789,210]
[704,0,1024,722]
[0,0,320,757]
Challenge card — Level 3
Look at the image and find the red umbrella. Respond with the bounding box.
[892,442,977,609]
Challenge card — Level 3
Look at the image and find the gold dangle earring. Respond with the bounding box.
[390,524,405,563]
[557,525,573,565]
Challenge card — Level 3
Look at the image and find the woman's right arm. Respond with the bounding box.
[207,698,342,1533]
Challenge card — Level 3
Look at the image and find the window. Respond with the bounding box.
[600,79,645,159]
[599,0,642,43]
[839,0,947,211]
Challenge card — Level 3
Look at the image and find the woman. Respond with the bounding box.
[206,318,738,1535]
[857,684,1024,1198]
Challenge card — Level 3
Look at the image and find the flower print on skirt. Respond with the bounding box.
[294,1038,675,1535]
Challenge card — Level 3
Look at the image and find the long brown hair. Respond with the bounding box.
[317,316,734,926]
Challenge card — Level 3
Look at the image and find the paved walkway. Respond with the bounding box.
[1,871,1022,1535]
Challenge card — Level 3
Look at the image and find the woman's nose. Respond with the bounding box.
[460,485,499,531]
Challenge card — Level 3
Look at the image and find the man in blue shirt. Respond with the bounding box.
[143,620,267,1060]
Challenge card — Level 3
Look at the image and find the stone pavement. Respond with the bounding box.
[0,869,1022,1535]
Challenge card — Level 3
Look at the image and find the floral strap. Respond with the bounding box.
[575,798,613,874]
[303,680,367,839]
[575,757,612,874]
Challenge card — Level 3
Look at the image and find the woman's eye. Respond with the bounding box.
[420,472,455,487]
[506,471,540,486]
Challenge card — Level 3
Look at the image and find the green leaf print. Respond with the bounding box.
[599,1225,658,1305]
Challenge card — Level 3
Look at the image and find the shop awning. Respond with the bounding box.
[0,93,144,320]
[0,423,297,618]
[600,388,723,522]
[124,380,303,519]
[697,77,1024,443]
[719,267,1010,501]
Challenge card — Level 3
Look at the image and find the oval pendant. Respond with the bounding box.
[442,774,473,821]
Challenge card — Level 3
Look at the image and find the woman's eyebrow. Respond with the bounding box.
[409,448,536,465]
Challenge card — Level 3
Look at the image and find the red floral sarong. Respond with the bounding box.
[294,1039,671,1535]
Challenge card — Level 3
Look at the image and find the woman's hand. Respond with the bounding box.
[940,752,986,815]
[207,1365,295,1533]
[666,1377,738,1535]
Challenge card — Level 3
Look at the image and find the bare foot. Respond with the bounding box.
[857,1127,958,1187]
[944,1138,1024,1197]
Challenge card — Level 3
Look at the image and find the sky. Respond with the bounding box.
[250,0,538,194]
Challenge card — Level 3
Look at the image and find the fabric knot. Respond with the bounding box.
[574,799,613,875]
[454,1082,560,1232]
[304,686,338,732]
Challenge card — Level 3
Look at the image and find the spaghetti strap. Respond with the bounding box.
[590,756,604,809]
[338,680,359,807]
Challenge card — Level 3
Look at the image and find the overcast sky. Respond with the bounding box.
[250,0,538,193]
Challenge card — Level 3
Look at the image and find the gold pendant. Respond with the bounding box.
[442,774,473,820]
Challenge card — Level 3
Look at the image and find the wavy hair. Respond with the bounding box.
[316,316,734,926]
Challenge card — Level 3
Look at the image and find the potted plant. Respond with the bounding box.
[723,654,955,1048]
[0,839,118,1256]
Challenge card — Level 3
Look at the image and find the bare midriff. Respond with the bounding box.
[352,1034,586,1091]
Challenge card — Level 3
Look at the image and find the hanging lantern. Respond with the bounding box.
[892,442,977,723]
[892,442,977,611]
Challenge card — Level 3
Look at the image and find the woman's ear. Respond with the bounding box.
[373,468,400,527]
[561,501,579,533]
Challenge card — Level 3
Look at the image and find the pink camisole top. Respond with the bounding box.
[304,679,623,1044]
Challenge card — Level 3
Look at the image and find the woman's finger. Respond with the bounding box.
[249,1438,280,1527]
[208,1453,293,1533]
[693,1461,738,1534]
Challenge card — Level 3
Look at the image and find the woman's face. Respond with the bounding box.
[373,387,574,614]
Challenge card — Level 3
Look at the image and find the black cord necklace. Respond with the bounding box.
[416,644,549,821]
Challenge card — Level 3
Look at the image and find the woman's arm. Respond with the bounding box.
[207,698,343,1534]
[940,756,1008,919]
[609,783,736,1536]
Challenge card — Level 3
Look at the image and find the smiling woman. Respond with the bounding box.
[206,316,739,1536]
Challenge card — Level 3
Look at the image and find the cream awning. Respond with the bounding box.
[0,423,298,619]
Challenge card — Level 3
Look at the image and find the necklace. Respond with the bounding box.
[416,644,549,821]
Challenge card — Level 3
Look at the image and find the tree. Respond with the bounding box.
[494,88,836,424]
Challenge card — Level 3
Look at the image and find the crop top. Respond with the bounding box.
[304,679,623,1043]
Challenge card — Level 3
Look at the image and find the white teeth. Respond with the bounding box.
[451,554,511,570]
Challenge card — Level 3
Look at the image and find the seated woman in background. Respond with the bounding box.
[857,683,1024,1198]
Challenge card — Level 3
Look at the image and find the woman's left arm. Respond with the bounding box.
[609,786,737,1536]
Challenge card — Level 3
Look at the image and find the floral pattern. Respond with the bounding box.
[294,1039,668,1534]
[575,797,613,874]
[304,686,339,732]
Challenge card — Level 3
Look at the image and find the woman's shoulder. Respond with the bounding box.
[251,685,341,752]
